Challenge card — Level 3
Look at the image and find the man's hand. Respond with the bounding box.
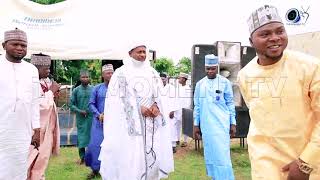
[230,124,236,138]
[169,111,174,119]
[194,126,201,140]
[282,160,310,180]
[49,81,61,94]
[31,128,40,148]
[98,113,104,122]
[141,106,152,117]
[80,110,87,117]
[150,103,160,117]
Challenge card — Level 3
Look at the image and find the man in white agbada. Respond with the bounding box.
[99,44,174,180]
[172,72,192,147]
[160,73,180,153]
[0,28,40,179]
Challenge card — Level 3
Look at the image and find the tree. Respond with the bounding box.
[153,57,175,76]
[176,57,191,74]
[55,60,102,85]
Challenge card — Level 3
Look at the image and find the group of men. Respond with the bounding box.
[69,64,115,179]
[160,72,192,153]
[1,4,320,180]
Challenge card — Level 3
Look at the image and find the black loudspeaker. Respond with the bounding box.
[191,44,217,100]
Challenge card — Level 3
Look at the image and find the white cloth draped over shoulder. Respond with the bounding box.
[99,57,174,180]
[0,55,40,179]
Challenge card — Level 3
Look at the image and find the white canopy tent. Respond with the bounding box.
[0,0,319,61]
[0,0,140,60]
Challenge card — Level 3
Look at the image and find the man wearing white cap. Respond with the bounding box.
[0,28,40,179]
[85,64,114,179]
[28,53,61,180]
[194,54,236,180]
[238,5,320,180]
[160,73,180,153]
[99,44,174,180]
[173,72,191,147]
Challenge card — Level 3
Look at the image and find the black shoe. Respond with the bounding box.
[87,171,100,179]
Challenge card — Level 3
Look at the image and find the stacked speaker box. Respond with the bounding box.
[216,41,242,107]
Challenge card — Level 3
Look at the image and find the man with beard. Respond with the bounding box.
[28,53,61,180]
[85,64,114,179]
[70,70,93,165]
[99,43,174,180]
[238,5,320,180]
[0,28,40,179]
[194,54,236,180]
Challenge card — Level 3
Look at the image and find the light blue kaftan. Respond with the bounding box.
[193,75,236,180]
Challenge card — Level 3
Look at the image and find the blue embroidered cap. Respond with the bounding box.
[205,54,219,67]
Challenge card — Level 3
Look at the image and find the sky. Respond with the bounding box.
[94,0,320,63]
[1,0,319,63]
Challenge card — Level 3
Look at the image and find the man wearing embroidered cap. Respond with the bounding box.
[28,53,61,180]
[85,64,114,179]
[193,54,236,180]
[70,70,93,165]
[99,43,174,180]
[238,5,320,180]
[170,72,191,148]
[0,28,40,179]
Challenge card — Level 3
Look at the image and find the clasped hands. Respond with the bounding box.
[141,103,160,118]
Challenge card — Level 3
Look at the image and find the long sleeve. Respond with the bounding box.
[70,88,81,113]
[31,70,40,129]
[193,82,200,126]
[224,80,236,125]
[237,71,250,108]
[88,86,100,118]
[299,64,320,167]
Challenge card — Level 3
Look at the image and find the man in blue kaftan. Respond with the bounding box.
[193,54,236,180]
[85,64,114,179]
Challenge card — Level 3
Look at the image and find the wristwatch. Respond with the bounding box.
[297,158,313,174]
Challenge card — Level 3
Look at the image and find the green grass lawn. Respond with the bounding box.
[46,142,251,180]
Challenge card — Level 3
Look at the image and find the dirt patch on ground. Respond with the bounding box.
[173,139,200,158]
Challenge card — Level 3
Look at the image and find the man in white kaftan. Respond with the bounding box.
[0,28,40,179]
[160,73,180,153]
[174,73,192,147]
[99,44,174,180]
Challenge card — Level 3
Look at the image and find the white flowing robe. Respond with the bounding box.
[162,83,180,142]
[175,84,192,140]
[99,57,174,180]
[0,55,40,179]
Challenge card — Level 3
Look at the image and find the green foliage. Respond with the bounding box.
[176,57,191,74]
[55,60,102,85]
[153,56,191,77]
[30,0,65,5]
[154,57,175,76]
